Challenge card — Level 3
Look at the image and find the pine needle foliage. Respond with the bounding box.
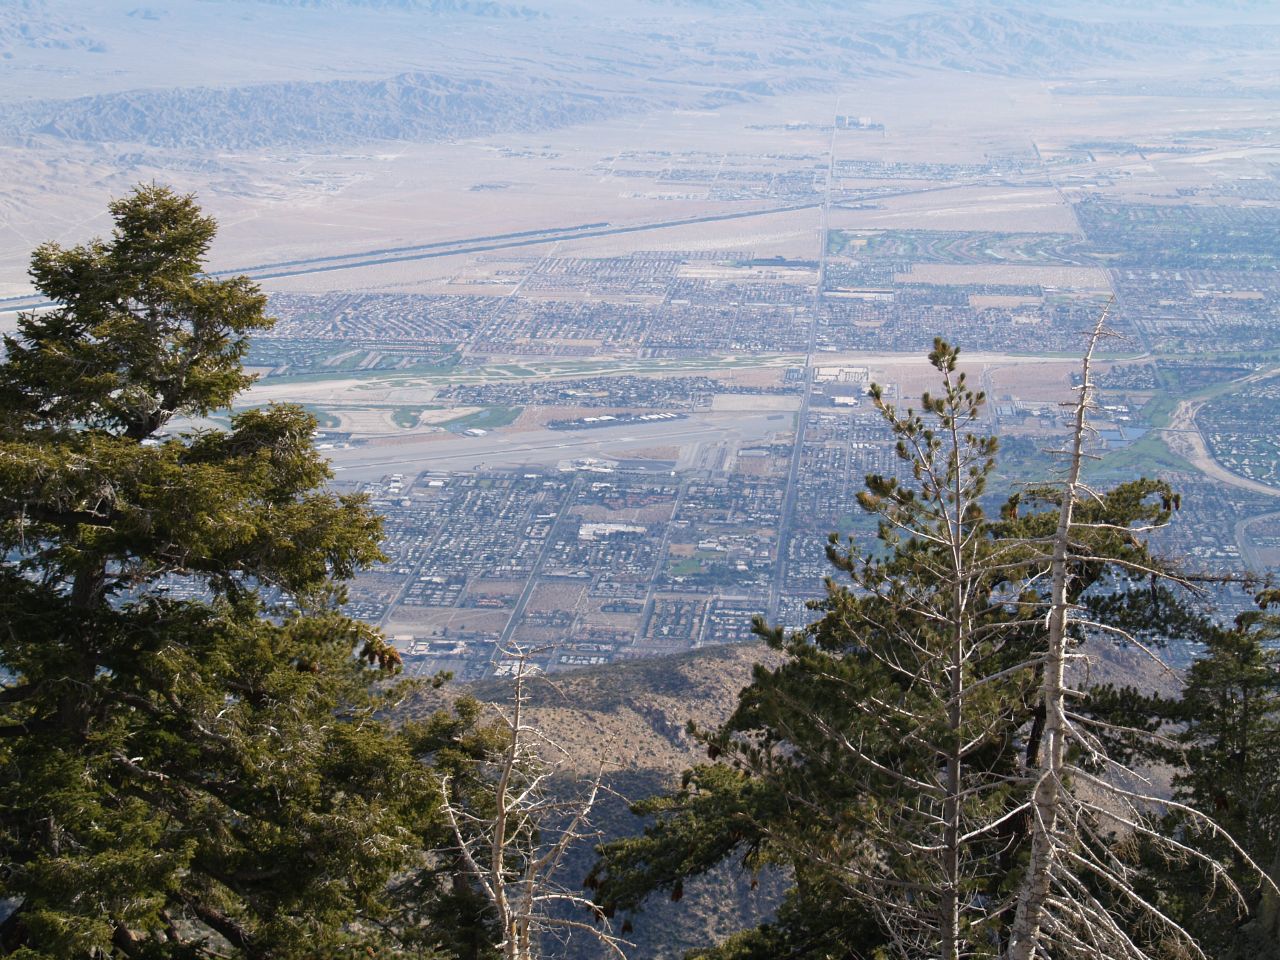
[0,186,441,959]
[1100,602,1280,960]
[590,340,1182,960]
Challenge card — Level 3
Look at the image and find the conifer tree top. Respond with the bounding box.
[2,183,272,439]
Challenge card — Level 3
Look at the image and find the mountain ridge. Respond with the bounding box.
[4,4,1279,150]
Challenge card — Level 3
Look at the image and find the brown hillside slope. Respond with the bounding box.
[401,632,1182,957]
[403,640,785,959]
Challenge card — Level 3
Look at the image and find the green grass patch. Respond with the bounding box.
[1140,393,1177,429]
[324,351,369,371]
[255,352,795,392]
[1091,433,1193,480]
[1096,362,1280,482]
[1151,347,1280,365]
[1143,363,1280,430]
[392,407,427,429]
[301,404,342,429]
[260,350,462,386]
[443,406,523,432]
[669,557,704,577]
[669,550,726,577]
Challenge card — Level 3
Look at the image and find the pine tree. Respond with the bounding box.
[1177,605,1280,880]
[0,185,441,958]
[1112,601,1280,960]
[590,340,1182,959]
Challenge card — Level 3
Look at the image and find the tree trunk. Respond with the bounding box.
[942,638,962,960]
[1007,313,1100,960]
[1247,847,1280,947]
[57,564,106,734]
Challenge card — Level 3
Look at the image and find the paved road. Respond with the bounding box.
[218,203,824,283]
[492,474,584,657]
[767,105,837,621]
[0,204,821,313]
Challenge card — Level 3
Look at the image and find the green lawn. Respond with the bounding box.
[301,404,342,429]
[669,550,726,577]
[669,556,704,577]
[392,406,425,429]
[443,406,524,432]
[1091,433,1193,480]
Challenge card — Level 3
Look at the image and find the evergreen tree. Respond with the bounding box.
[590,341,1180,959]
[1112,601,1280,960]
[1176,604,1280,882]
[0,185,441,958]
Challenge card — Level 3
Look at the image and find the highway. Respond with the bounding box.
[233,203,823,281]
[0,171,1098,316]
[0,203,821,314]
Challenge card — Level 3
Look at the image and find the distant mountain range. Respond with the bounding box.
[0,0,104,53]
[1,2,1277,151]
[0,73,642,150]
[224,0,546,16]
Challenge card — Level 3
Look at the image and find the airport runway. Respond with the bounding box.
[325,411,788,481]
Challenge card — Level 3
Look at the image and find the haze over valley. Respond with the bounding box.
[5,0,1280,677]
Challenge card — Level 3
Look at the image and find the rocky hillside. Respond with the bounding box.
[400,631,1183,958]
[0,0,104,53]
[405,640,785,960]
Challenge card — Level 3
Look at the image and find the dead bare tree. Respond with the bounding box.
[1007,306,1273,960]
[702,332,1219,960]
[1005,304,1110,960]
[437,645,629,960]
